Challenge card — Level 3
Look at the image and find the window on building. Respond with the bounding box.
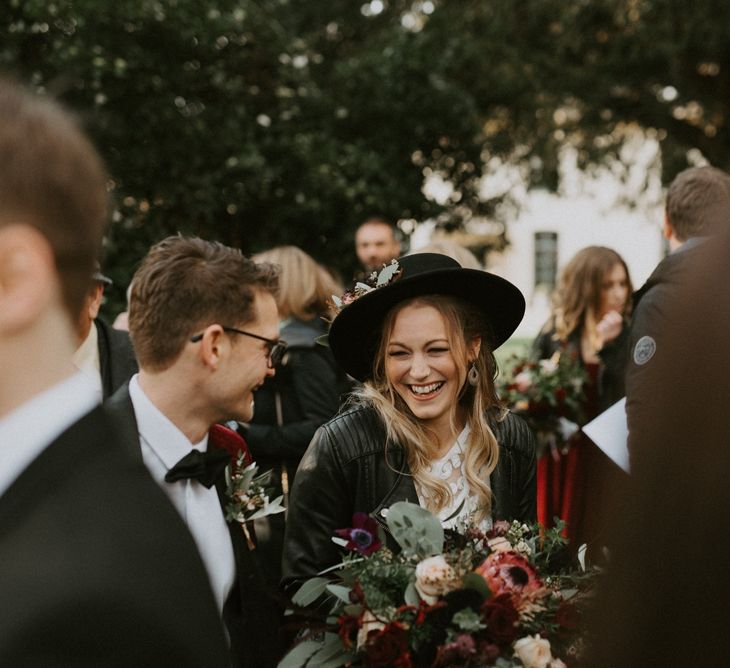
[534,232,558,288]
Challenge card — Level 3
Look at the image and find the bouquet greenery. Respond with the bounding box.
[499,352,589,457]
[279,502,595,668]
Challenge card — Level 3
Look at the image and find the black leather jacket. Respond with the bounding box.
[282,404,536,588]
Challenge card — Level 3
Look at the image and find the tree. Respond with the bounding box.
[2,0,728,314]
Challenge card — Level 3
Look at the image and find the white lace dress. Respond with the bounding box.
[415,425,493,533]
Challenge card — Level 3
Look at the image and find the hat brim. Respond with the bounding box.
[329,267,525,382]
[92,271,113,286]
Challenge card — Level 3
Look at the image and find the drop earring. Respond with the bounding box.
[468,363,479,387]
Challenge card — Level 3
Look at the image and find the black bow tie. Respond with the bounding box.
[164,448,231,488]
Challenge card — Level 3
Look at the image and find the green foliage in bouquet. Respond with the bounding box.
[279,502,597,668]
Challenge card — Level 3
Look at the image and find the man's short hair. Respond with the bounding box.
[128,236,279,371]
[666,166,730,241]
[0,78,108,320]
[356,217,398,238]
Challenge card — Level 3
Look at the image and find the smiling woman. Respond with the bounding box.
[283,253,537,588]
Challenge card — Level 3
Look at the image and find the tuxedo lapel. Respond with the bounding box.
[104,384,144,463]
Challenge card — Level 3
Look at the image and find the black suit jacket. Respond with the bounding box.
[95,318,138,400]
[0,405,229,667]
[106,386,285,668]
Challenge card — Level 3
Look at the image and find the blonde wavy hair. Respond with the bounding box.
[253,245,341,321]
[552,246,633,348]
[355,294,504,522]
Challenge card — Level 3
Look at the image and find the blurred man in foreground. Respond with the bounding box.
[0,79,228,666]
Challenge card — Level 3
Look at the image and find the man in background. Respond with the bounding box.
[0,79,228,665]
[625,165,730,460]
[74,266,137,399]
[354,216,401,277]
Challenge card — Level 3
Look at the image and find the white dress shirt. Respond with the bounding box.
[72,323,103,400]
[128,375,236,613]
[0,372,99,499]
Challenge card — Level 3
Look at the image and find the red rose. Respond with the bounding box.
[338,614,360,650]
[363,622,412,668]
[482,593,519,645]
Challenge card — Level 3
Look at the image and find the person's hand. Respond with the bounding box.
[596,310,623,348]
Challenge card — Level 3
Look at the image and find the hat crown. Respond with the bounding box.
[395,252,461,277]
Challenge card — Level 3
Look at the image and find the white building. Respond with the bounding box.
[412,140,667,341]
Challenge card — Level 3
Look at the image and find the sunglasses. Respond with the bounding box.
[190,326,288,368]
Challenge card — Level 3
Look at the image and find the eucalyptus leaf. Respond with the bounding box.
[452,608,486,632]
[307,633,350,667]
[325,584,352,604]
[386,501,444,557]
[314,334,330,348]
[291,577,330,607]
[276,639,322,668]
[376,261,400,286]
[404,580,421,606]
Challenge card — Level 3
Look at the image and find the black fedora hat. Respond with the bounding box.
[92,262,112,286]
[329,253,525,382]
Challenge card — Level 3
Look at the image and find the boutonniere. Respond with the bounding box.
[224,451,286,547]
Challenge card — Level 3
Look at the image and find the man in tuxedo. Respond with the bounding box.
[0,80,229,665]
[74,267,138,400]
[107,235,286,667]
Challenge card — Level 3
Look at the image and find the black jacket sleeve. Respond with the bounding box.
[281,423,354,591]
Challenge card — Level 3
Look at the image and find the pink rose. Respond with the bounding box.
[414,555,459,604]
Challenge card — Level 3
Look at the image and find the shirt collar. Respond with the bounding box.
[128,374,208,470]
[72,323,102,396]
[0,372,99,499]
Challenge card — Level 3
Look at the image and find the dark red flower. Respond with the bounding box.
[556,600,581,632]
[363,622,412,667]
[431,634,476,666]
[349,581,365,604]
[335,512,383,555]
[482,593,519,645]
[337,614,360,650]
[475,640,501,664]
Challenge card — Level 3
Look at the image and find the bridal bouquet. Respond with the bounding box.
[279,502,595,668]
[500,352,588,457]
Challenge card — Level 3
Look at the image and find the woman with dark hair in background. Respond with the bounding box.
[532,245,632,549]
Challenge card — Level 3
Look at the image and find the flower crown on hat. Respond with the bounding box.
[329,260,403,316]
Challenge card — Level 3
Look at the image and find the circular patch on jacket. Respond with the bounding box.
[633,335,656,365]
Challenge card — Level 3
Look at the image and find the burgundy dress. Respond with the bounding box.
[536,363,600,545]
[532,322,630,551]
